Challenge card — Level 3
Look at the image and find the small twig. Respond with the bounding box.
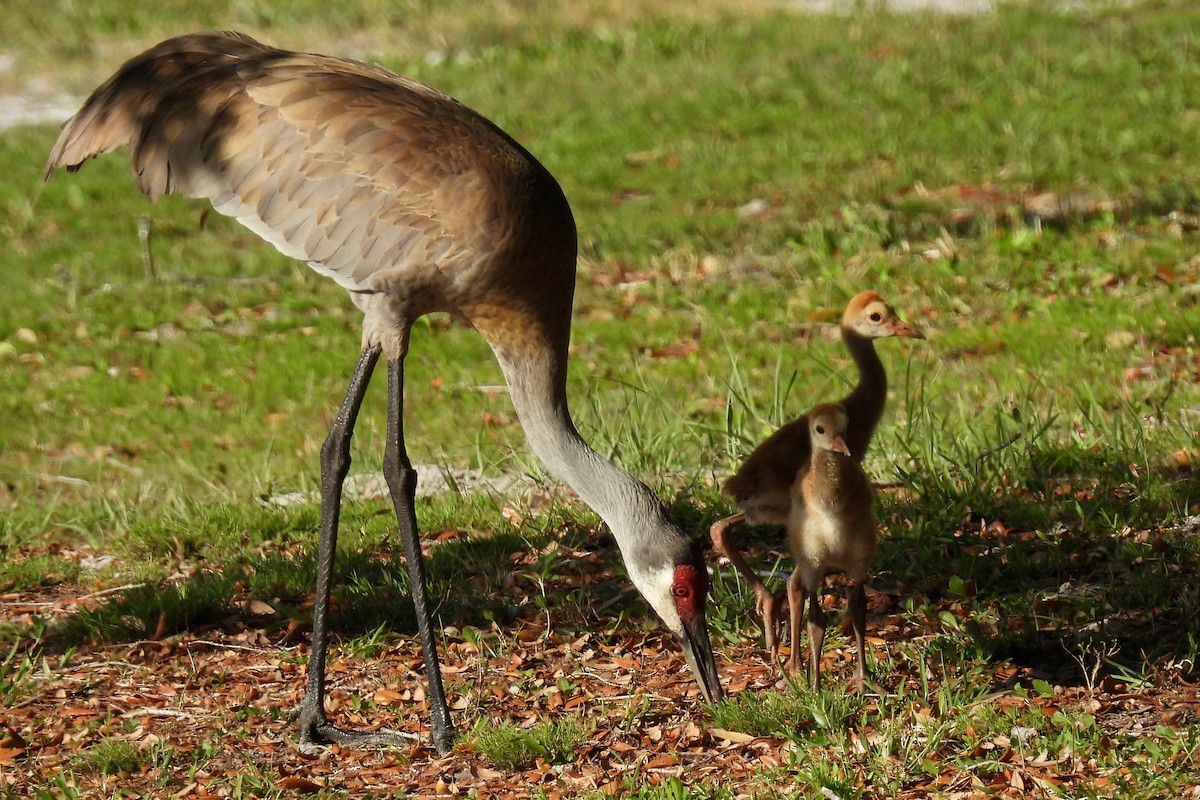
[0,472,90,487]
[377,728,421,742]
[975,430,1025,461]
[592,586,636,615]
[76,583,149,601]
[138,214,156,282]
[121,707,201,720]
[102,457,143,476]
[184,640,275,654]
[575,692,648,702]
[934,429,1028,482]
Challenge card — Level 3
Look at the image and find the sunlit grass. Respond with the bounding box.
[470,716,594,770]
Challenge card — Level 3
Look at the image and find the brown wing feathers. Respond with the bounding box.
[45,33,263,187]
[46,33,478,291]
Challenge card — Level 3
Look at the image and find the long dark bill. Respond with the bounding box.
[679,616,723,704]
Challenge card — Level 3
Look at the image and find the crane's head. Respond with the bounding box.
[809,403,851,457]
[843,290,925,341]
[624,535,723,705]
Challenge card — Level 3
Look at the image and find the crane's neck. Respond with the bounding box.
[840,329,887,450]
[803,451,847,510]
[493,346,676,549]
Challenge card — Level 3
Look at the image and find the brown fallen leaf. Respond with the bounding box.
[644,753,678,769]
[278,776,324,793]
[62,707,99,718]
[0,747,25,763]
[647,341,699,360]
[243,599,277,616]
[374,688,405,705]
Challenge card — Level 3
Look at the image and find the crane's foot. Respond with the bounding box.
[847,663,868,695]
[298,720,416,755]
[783,654,802,678]
[288,701,452,756]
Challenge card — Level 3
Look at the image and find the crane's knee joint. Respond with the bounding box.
[319,438,352,481]
[710,521,734,550]
[382,454,417,495]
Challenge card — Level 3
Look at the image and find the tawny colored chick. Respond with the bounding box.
[44,32,722,755]
[710,291,920,654]
[782,403,877,690]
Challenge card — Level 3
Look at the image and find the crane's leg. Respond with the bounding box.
[806,586,827,692]
[380,358,456,755]
[711,514,783,655]
[848,580,868,690]
[784,568,806,676]
[295,346,407,749]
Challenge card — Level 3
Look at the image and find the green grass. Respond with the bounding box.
[0,641,38,706]
[7,5,1200,516]
[3,1,1200,797]
[470,716,593,770]
[70,739,146,776]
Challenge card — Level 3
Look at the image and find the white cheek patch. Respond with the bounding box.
[626,562,682,633]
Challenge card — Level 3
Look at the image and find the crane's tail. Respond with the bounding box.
[43,31,268,200]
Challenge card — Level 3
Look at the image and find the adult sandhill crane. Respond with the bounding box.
[710,291,921,655]
[45,31,722,755]
[784,403,877,689]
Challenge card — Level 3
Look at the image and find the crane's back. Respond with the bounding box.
[45,32,579,363]
[723,416,812,524]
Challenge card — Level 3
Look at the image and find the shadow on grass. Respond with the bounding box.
[699,431,1200,688]
[39,501,641,655]
[25,437,1200,696]
[877,442,1200,685]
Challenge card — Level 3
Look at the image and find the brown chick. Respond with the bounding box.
[781,403,877,690]
[710,291,921,654]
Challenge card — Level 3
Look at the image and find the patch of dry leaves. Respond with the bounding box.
[2,523,1200,798]
[1,595,781,798]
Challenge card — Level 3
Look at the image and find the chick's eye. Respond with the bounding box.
[672,584,690,598]
[815,425,825,435]
[870,312,883,322]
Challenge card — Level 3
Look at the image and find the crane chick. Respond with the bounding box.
[778,403,877,690]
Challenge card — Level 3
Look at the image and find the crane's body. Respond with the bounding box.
[46,32,721,755]
[782,403,877,688]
